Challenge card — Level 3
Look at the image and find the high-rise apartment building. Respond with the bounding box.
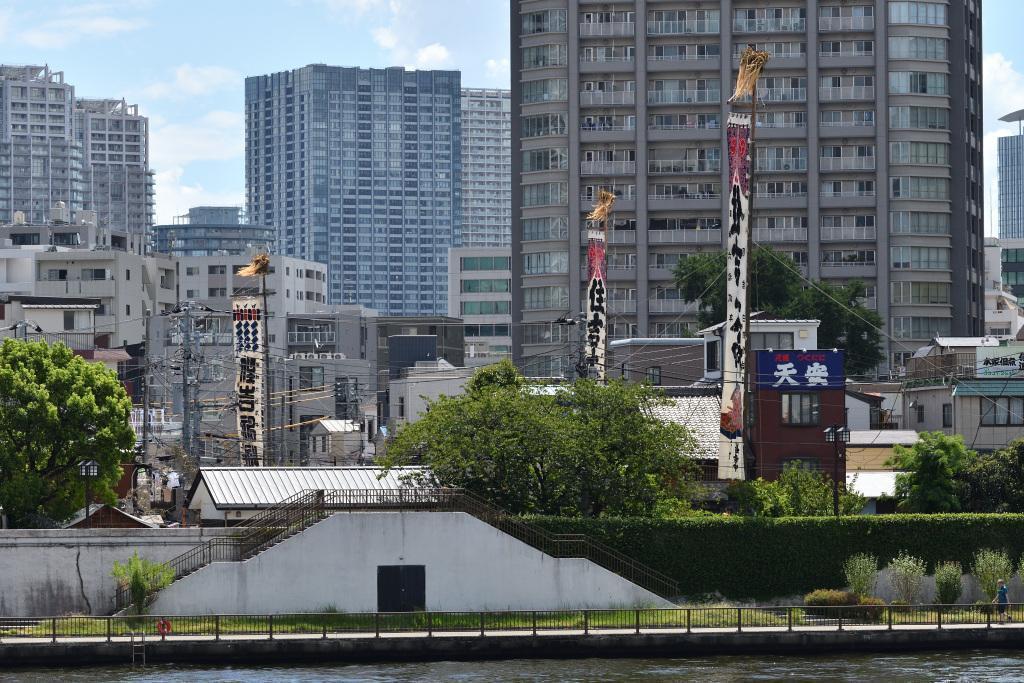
[245,65,462,315]
[997,110,1024,299]
[0,65,153,253]
[153,206,274,256]
[461,88,512,247]
[511,1,984,377]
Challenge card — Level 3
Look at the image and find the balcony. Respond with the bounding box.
[581,160,636,175]
[820,225,877,241]
[582,264,636,281]
[647,54,720,64]
[581,55,635,65]
[818,16,875,31]
[760,88,807,102]
[819,156,876,172]
[648,299,695,314]
[648,159,720,175]
[648,190,721,201]
[609,299,638,314]
[820,261,878,278]
[23,331,96,351]
[647,89,720,105]
[819,86,875,102]
[820,189,876,199]
[753,227,808,243]
[580,21,634,37]
[288,331,336,345]
[756,158,807,173]
[646,20,720,35]
[580,91,635,107]
[580,229,637,245]
[648,228,722,244]
[733,18,806,32]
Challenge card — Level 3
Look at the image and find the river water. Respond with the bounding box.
[3,651,1024,682]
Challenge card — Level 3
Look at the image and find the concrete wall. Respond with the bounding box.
[150,512,671,615]
[871,568,1023,605]
[0,528,234,617]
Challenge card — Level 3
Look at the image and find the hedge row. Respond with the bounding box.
[528,514,1024,600]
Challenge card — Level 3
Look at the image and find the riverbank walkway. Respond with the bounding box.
[3,606,1024,667]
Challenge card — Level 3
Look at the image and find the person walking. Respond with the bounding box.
[993,579,1013,624]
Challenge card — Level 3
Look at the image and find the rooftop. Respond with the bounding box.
[648,395,722,461]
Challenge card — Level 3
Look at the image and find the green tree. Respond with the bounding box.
[886,431,976,513]
[0,340,134,526]
[727,462,864,516]
[111,551,175,614]
[959,439,1024,512]
[673,246,884,375]
[382,366,698,517]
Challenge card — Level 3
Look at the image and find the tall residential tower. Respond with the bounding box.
[460,88,512,247]
[245,65,462,315]
[510,1,983,377]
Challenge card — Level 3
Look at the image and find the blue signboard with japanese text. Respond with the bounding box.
[755,350,845,390]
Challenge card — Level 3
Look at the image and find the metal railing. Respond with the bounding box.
[819,16,875,31]
[646,20,720,35]
[116,488,680,611]
[9,604,1021,644]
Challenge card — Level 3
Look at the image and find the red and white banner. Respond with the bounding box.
[585,231,607,379]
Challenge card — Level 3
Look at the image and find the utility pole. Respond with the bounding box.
[141,308,151,465]
[175,302,200,468]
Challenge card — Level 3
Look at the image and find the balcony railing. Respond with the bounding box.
[647,89,720,104]
[646,20,720,35]
[580,123,635,132]
[581,55,636,64]
[581,160,636,175]
[609,299,637,314]
[820,225,877,241]
[756,158,808,172]
[818,16,875,31]
[648,121,721,131]
[580,229,637,244]
[580,91,636,106]
[580,192,635,204]
[580,21,635,37]
[820,260,876,268]
[733,18,806,32]
[753,227,808,243]
[820,156,876,171]
[648,159,721,174]
[648,228,722,244]
[820,189,876,198]
[648,190,721,201]
[288,331,336,344]
[819,86,875,101]
[648,53,719,62]
[755,190,808,199]
[820,118,875,128]
[648,299,693,313]
[819,49,874,58]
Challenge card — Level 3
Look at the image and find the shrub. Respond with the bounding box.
[934,561,963,605]
[887,552,926,604]
[527,513,1024,601]
[852,596,886,623]
[844,553,878,598]
[803,589,857,617]
[111,552,174,615]
[973,549,1014,601]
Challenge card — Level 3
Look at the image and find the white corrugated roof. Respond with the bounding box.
[933,336,1000,348]
[193,467,426,509]
[648,396,721,461]
[848,430,919,446]
[317,419,362,433]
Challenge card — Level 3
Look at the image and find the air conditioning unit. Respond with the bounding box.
[319,353,332,359]
[333,352,347,360]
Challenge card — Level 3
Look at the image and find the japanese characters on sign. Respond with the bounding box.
[975,344,1024,378]
[585,235,607,379]
[718,113,752,481]
[755,350,846,390]
[233,296,265,466]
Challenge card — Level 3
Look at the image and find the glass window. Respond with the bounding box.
[942,403,952,428]
[888,2,947,25]
[782,393,820,426]
[646,366,662,386]
[299,365,324,391]
[980,398,1024,426]
[750,332,794,349]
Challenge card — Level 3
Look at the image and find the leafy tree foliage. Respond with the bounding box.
[726,462,865,517]
[382,364,698,517]
[958,439,1024,513]
[673,246,884,375]
[111,551,175,615]
[887,431,976,513]
[0,340,134,526]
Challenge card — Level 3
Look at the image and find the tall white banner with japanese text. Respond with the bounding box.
[233,296,266,466]
[718,113,751,480]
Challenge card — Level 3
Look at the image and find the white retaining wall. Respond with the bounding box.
[0,528,235,616]
[149,512,672,615]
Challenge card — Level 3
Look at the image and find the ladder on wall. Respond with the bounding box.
[130,631,146,666]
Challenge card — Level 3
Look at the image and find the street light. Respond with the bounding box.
[78,460,100,528]
[823,425,850,517]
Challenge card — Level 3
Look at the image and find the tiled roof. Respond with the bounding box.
[648,396,721,460]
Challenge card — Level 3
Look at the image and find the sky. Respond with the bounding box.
[0,0,1020,232]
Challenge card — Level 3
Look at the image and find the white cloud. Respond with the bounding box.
[150,110,243,169]
[153,167,244,224]
[372,26,397,49]
[414,43,451,69]
[982,53,1024,235]
[142,65,240,100]
[0,9,12,43]
[20,13,146,48]
[485,57,510,82]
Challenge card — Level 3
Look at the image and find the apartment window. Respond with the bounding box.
[185,266,199,276]
[522,8,567,34]
[11,233,39,245]
[889,211,950,234]
[889,142,949,165]
[522,148,568,172]
[522,44,567,70]
[750,332,794,350]
[521,79,568,104]
[523,286,569,310]
[461,279,511,293]
[980,398,1024,426]
[891,316,952,339]
[522,113,567,138]
[890,177,949,200]
[522,216,569,241]
[523,182,568,207]
[522,251,568,275]
[782,393,820,426]
[890,246,950,270]
[208,265,226,275]
[208,287,227,297]
[888,36,947,60]
[461,301,511,315]
[888,106,949,130]
[890,281,951,305]
[942,403,953,428]
[299,365,324,391]
[461,256,511,271]
[888,1,947,25]
[646,367,662,386]
[889,71,948,95]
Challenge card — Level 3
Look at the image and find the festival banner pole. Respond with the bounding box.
[585,190,615,382]
[718,46,770,480]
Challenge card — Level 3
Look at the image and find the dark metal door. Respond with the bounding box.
[377,565,425,612]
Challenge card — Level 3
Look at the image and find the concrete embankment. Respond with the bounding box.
[4,627,1024,668]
